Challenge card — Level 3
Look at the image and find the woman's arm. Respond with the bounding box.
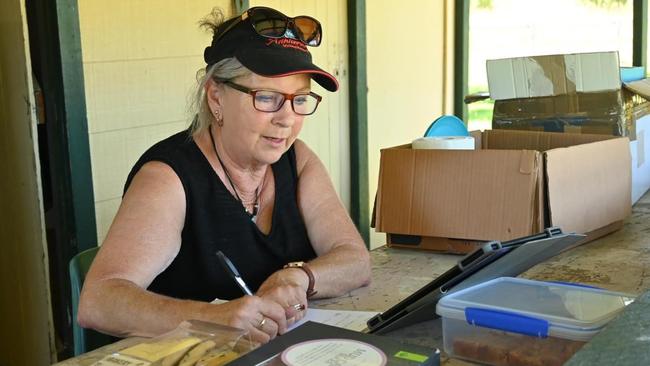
[292,139,372,297]
[77,161,287,343]
[258,140,371,302]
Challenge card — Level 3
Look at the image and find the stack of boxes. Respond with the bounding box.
[488,51,650,204]
[373,51,647,253]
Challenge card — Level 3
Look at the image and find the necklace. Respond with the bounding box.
[209,126,260,221]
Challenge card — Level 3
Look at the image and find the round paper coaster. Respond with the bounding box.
[281,338,387,366]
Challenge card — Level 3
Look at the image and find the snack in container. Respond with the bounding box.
[91,319,256,366]
[436,277,635,366]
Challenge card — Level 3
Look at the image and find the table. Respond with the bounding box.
[54,192,650,365]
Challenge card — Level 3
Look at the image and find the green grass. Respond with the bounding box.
[466,85,494,130]
[469,107,493,122]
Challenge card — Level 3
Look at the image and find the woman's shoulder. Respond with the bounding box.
[124,129,197,193]
[291,139,319,175]
[142,130,195,160]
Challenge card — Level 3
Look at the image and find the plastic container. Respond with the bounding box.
[423,115,469,137]
[436,277,635,366]
[91,319,255,366]
[620,66,646,83]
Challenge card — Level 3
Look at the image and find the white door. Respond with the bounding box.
[0,0,53,364]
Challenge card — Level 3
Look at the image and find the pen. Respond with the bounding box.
[216,250,253,296]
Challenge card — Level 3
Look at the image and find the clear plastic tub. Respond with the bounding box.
[436,277,635,366]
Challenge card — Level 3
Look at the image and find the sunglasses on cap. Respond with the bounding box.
[215,6,322,47]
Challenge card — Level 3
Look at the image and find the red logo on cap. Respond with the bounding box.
[265,38,308,52]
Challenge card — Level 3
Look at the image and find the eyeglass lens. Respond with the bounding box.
[253,91,319,115]
[252,12,285,37]
[294,18,321,45]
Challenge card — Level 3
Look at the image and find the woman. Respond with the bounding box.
[78,6,371,344]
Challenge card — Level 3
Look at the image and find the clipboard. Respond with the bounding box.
[366,228,585,334]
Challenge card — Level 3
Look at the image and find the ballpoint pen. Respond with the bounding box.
[216,250,253,296]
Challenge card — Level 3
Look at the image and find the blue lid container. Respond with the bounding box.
[436,277,635,365]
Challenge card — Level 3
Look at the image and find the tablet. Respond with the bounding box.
[366,228,584,334]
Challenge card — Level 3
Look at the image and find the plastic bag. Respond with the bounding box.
[92,319,255,366]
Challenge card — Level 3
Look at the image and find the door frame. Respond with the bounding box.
[348,0,370,244]
[26,0,96,359]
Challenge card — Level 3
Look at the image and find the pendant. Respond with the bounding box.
[245,207,257,223]
[250,203,259,223]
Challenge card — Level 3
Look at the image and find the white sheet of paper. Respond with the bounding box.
[288,308,379,332]
[211,299,378,333]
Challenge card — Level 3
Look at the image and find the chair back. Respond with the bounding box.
[69,246,113,355]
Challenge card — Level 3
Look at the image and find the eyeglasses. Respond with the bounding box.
[221,80,322,116]
[215,6,322,47]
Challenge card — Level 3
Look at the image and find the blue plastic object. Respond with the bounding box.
[424,115,469,137]
[620,67,645,83]
[465,307,549,338]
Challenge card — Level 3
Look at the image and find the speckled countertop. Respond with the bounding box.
[315,191,650,365]
[54,193,650,365]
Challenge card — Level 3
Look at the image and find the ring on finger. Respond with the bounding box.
[292,303,306,311]
[257,317,267,328]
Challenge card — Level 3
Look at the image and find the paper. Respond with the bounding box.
[93,354,152,366]
[211,299,377,333]
[288,309,379,332]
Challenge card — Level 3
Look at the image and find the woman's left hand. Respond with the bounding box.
[256,268,309,329]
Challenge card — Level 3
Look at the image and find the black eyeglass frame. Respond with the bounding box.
[213,6,322,47]
[220,80,323,116]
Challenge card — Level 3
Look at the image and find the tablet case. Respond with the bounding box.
[366,228,585,334]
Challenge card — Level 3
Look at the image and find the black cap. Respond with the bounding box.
[204,16,338,92]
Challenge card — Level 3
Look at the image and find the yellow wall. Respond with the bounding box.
[0,0,53,364]
[81,0,350,244]
[79,1,231,243]
[366,0,455,248]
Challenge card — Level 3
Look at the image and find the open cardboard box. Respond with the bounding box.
[373,129,631,253]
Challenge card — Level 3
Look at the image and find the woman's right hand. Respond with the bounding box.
[205,295,287,344]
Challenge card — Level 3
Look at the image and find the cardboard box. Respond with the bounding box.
[374,130,631,253]
[487,51,650,140]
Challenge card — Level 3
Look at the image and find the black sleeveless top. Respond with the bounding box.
[124,130,316,301]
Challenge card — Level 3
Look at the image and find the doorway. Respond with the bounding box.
[25,0,97,360]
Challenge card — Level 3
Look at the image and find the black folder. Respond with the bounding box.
[229,321,440,366]
[366,228,585,334]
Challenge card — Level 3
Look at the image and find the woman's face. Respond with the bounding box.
[208,73,312,166]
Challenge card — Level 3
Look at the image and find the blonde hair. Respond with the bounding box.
[188,8,252,136]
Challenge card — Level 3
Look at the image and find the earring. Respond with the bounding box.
[214,110,223,126]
